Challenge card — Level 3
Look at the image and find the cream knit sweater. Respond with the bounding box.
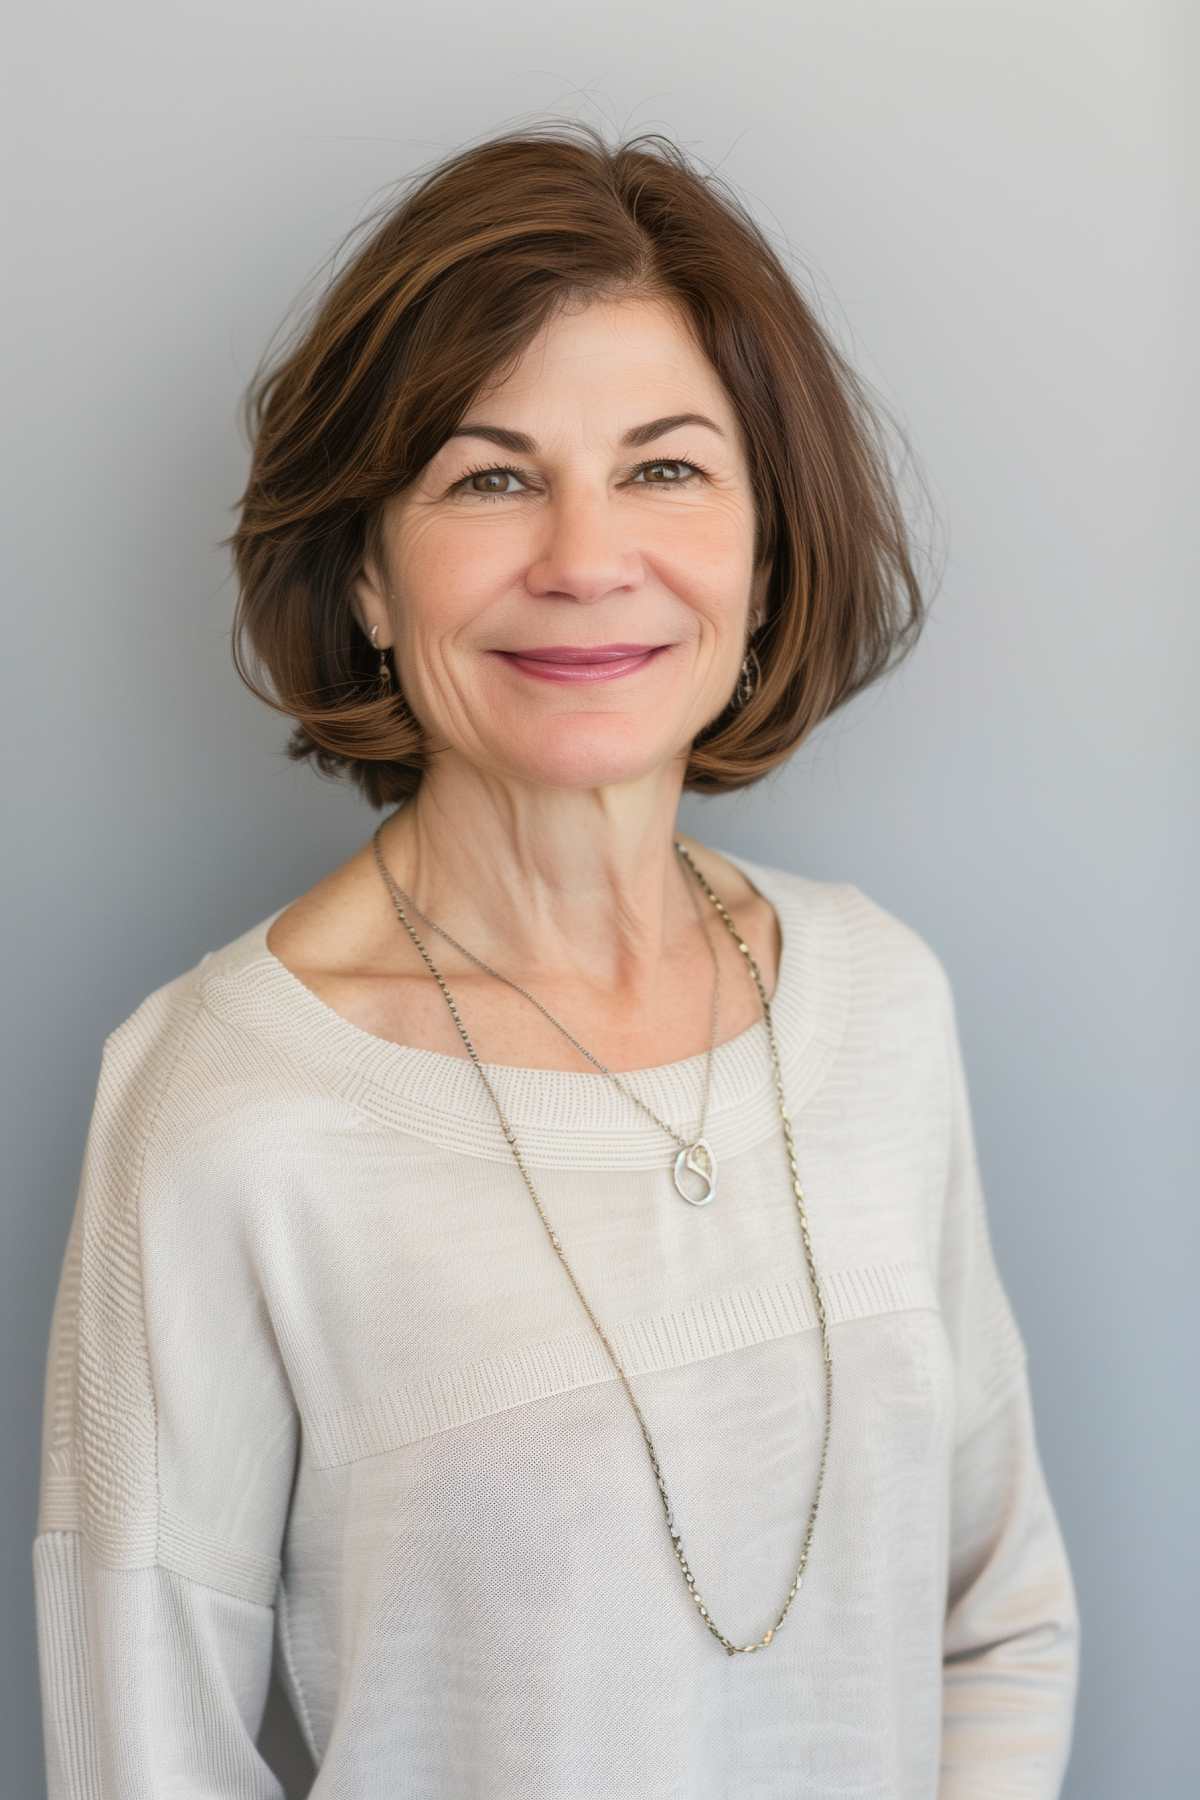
[32,850,1080,1797]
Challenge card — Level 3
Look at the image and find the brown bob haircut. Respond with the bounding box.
[225,120,933,810]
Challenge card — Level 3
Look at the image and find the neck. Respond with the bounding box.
[375,764,706,1003]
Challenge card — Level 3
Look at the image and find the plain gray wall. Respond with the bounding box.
[6,3,1193,1795]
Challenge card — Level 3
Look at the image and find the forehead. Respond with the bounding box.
[460,295,737,439]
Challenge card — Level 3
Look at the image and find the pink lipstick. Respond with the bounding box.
[491,644,669,684]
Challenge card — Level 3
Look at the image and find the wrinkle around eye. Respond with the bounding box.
[447,457,712,503]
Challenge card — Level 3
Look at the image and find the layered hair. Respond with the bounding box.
[224,120,934,809]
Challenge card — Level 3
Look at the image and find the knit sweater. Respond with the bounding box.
[32,849,1080,1799]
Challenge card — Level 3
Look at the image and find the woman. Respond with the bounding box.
[32,123,1080,1797]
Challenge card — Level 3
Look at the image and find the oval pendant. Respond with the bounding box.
[673,1138,717,1206]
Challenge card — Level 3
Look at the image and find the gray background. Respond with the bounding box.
[5,2,1193,1795]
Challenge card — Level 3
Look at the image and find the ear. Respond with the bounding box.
[350,554,390,647]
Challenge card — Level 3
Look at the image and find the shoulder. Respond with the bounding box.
[825,879,958,1077]
[89,915,313,1203]
[708,842,947,982]
[834,877,952,1000]
[95,959,213,1149]
[730,850,954,1034]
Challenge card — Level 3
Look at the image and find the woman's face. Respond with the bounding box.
[358,294,771,794]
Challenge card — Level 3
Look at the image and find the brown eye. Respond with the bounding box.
[634,459,696,483]
[450,454,710,503]
[454,463,527,499]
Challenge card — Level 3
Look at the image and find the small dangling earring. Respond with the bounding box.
[734,628,762,708]
[370,622,393,694]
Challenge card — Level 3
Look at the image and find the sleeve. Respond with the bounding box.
[933,965,1082,1799]
[31,993,302,1799]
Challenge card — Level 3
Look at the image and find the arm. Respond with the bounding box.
[32,987,301,1798]
[933,966,1081,1797]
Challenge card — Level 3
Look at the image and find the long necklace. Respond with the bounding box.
[369,824,834,1656]
[370,823,725,1206]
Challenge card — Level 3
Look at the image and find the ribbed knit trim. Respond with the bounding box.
[199,851,853,1166]
[157,1504,281,1608]
[305,1259,938,1469]
[30,1533,102,1799]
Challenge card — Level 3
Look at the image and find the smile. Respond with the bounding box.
[490,646,669,684]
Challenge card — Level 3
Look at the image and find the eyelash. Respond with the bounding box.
[449,454,712,503]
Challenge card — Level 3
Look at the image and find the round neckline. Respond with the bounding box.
[199,848,851,1163]
[258,847,788,1079]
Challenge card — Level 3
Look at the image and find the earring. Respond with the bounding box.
[734,621,762,708]
[370,622,393,694]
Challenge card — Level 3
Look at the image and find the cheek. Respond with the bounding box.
[392,532,506,634]
[652,505,757,584]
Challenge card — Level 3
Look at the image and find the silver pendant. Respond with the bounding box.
[673,1138,717,1206]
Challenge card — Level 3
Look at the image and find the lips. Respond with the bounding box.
[504,645,662,663]
[492,645,668,684]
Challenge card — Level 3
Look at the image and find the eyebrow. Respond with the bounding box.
[443,412,727,454]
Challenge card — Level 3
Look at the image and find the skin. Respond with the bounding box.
[268,293,780,1071]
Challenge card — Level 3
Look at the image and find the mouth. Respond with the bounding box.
[490,645,671,684]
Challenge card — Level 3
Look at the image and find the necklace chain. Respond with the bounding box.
[368,823,834,1656]
[372,826,723,1201]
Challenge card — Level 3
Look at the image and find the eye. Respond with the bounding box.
[449,456,711,503]
[629,457,709,487]
[453,461,527,500]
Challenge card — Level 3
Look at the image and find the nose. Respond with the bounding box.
[525,484,639,603]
